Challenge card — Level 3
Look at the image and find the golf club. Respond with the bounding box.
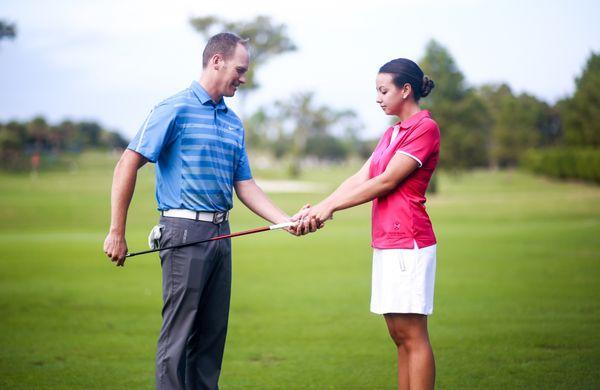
[126,221,296,258]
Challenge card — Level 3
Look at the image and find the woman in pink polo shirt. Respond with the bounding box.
[299,58,439,389]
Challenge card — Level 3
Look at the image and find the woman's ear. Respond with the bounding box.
[403,83,412,100]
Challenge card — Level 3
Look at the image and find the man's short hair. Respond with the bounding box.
[202,32,249,68]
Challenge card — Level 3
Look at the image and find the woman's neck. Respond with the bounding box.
[396,101,421,122]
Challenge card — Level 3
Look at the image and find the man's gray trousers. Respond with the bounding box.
[155,217,231,390]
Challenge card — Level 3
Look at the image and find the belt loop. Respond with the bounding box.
[195,211,200,221]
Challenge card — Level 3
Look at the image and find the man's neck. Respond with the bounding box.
[198,76,223,103]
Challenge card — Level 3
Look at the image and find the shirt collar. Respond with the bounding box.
[398,109,430,129]
[190,81,229,112]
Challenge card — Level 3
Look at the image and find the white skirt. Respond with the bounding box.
[370,242,436,315]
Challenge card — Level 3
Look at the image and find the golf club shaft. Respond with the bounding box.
[126,221,294,258]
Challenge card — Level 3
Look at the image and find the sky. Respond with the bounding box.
[1,0,599,140]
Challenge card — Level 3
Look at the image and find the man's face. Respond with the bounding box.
[218,43,249,98]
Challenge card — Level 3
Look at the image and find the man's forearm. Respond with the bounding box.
[109,151,146,234]
[235,180,289,224]
[104,150,147,265]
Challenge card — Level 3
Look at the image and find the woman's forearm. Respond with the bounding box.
[321,158,372,205]
[325,175,395,213]
[323,173,366,204]
[315,154,419,220]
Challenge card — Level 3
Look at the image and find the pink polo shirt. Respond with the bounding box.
[369,110,440,249]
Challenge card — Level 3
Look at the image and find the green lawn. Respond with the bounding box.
[0,152,598,389]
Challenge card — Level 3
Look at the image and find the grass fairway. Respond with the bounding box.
[0,152,599,389]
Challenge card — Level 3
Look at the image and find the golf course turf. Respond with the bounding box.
[0,152,598,389]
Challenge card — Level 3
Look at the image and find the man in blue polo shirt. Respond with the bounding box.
[103,33,295,390]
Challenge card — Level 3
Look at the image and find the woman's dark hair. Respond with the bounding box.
[378,58,435,102]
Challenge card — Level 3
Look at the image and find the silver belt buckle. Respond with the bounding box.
[212,211,227,224]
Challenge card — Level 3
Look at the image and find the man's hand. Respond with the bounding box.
[103,232,128,267]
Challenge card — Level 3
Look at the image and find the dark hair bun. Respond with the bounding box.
[421,76,435,97]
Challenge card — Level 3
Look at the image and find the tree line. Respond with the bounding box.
[191,16,599,182]
[1,20,124,171]
[1,15,598,182]
[420,41,598,181]
[0,117,128,170]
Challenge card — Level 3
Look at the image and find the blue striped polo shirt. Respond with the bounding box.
[128,81,252,212]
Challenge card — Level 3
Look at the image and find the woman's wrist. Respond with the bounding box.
[322,199,337,215]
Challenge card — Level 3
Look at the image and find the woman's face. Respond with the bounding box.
[376,73,409,115]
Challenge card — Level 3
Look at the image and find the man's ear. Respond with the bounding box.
[210,54,223,70]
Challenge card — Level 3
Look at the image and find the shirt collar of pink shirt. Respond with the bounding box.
[398,109,431,130]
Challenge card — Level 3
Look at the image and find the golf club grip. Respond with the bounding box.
[126,226,271,258]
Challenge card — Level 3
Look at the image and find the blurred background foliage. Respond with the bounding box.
[1,15,598,184]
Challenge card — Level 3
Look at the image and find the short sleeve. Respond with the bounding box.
[396,120,440,167]
[127,103,178,163]
[234,132,252,182]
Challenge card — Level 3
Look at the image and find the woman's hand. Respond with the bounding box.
[289,204,312,236]
[297,201,332,235]
[306,202,334,225]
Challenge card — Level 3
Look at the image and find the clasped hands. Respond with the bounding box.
[288,202,334,236]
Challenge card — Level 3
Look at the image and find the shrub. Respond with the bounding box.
[521,148,600,184]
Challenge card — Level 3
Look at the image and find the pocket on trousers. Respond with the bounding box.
[398,256,407,272]
[396,250,418,277]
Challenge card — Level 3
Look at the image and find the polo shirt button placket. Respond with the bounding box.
[215,106,221,136]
